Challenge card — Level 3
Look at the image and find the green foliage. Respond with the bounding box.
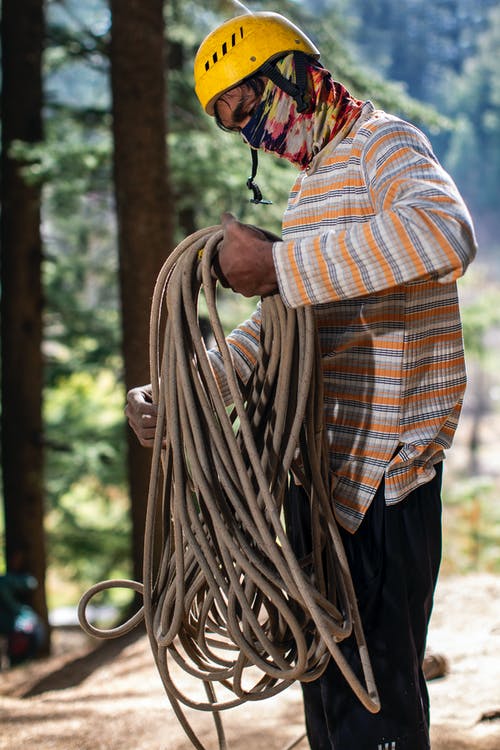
[24,2,120,609]
[346,0,497,103]
[43,198,121,383]
[47,479,130,580]
[461,294,500,363]
[445,270,500,575]
[343,0,500,247]
[45,370,126,491]
[169,126,294,236]
[441,5,500,215]
[44,369,130,595]
[290,0,452,131]
[442,475,500,574]
[10,132,111,197]
[458,267,500,362]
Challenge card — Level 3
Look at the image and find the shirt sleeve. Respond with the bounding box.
[207,303,262,405]
[273,120,478,307]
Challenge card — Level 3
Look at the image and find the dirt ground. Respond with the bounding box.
[0,574,499,750]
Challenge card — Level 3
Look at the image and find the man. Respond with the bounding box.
[126,12,476,750]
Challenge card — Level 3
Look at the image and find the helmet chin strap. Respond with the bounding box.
[247,149,272,204]
[259,51,310,113]
[245,52,310,204]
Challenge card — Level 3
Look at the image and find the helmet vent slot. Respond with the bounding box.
[205,26,244,71]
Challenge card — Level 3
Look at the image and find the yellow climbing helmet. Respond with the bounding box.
[194,11,320,115]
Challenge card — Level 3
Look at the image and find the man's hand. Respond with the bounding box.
[125,384,157,447]
[217,212,279,297]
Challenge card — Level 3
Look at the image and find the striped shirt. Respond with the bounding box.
[211,102,477,532]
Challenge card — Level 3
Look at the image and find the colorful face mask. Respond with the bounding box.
[241,54,363,169]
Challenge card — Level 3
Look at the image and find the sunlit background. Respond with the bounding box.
[1,0,499,622]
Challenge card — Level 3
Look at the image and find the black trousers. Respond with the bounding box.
[285,464,442,750]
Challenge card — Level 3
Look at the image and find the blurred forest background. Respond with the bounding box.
[1,0,499,653]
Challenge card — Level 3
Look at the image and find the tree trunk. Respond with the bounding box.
[0,0,50,651]
[109,0,173,585]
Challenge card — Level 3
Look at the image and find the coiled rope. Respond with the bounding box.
[78,226,380,750]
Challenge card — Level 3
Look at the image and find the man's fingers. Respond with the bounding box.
[221,212,274,242]
[136,428,157,448]
[221,211,237,227]
[124,385,159,447]
[126,400,157,418]
[126,416,156,447]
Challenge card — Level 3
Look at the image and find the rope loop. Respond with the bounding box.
[79,227,380,750]
[78,579,144,639]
